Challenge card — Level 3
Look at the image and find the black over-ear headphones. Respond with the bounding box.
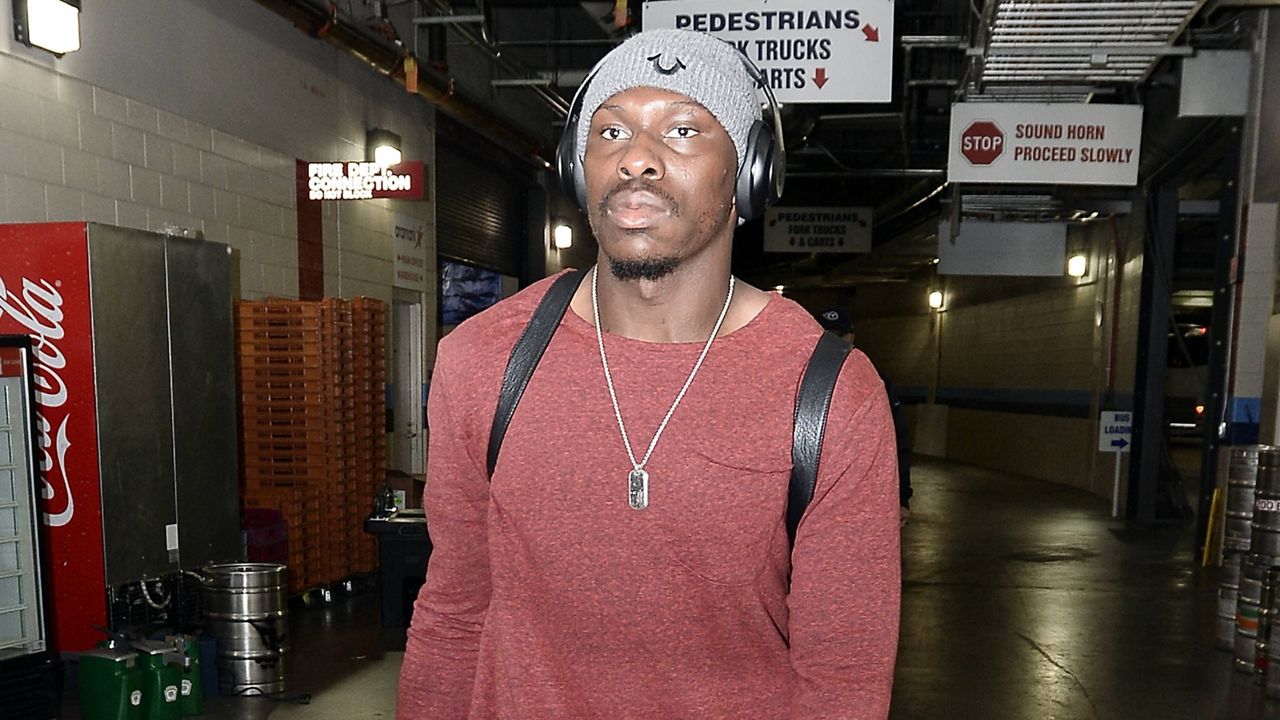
[554,43,786,222]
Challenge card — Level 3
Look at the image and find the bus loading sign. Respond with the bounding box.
[1099,411,1132,453]
[642,0,895,104]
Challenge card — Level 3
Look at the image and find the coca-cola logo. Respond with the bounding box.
[0,275,74,527]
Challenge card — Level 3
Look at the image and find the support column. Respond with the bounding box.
[1129,184,1176,523]
[1200,120,1244,556]
[1243,12,1280,444]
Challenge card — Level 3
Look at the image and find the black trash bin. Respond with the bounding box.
[364,509,432,630]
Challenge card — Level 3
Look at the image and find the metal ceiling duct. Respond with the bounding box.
[974,0,1206,91]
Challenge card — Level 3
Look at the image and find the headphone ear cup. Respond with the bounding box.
[556,67,601,213]
[555,127,586,211]
[735,119,777,222]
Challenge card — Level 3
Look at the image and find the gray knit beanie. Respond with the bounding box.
[574,29,761,174]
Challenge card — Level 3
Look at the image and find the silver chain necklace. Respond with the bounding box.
[591,265,735,511]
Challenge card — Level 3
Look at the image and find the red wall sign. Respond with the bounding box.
[304,161,425,201]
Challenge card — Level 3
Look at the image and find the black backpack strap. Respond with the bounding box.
[788,332,852,546]
[486,268,588,478]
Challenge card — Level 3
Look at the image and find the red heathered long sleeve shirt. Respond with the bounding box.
[398,273,900,719]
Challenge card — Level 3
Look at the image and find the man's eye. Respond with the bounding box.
[601,127,628,140]
[667,126,699,139]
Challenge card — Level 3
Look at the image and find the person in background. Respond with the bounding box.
[398,28,899,720]
[818,307,914,526]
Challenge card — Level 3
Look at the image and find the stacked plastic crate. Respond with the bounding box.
[320,298,356,586]
[352,297,388,574]
[237,297,384,591]
[235,301,328,593]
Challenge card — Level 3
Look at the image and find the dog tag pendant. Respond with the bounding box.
[628,468,649,510]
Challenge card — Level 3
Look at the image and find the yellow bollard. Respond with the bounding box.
[1203,487,1224,567]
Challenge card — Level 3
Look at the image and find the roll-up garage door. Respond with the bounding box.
[436,142,527,276]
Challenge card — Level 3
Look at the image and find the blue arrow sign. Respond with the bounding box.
[1111,438,1129,450]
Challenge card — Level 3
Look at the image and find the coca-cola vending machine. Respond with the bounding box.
[0,336,58,718]
[0,222,241,653]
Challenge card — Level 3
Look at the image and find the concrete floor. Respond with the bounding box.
[60,455,1273,718]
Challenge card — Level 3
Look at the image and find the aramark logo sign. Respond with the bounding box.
[0,275,75,526]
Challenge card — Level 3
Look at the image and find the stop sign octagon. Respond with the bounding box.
[961,120,1005,165]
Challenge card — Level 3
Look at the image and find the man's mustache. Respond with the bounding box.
[597,179,680,218]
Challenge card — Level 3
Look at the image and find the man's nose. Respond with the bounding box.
[617,133,665,181]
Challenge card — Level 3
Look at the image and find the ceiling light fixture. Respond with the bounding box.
[13,0,81,55]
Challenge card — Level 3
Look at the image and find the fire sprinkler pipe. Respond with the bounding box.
[253,0,552,168]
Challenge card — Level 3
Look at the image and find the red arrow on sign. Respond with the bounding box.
[813,68,829,89]
[863,24,880,42]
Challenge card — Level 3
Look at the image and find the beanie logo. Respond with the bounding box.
[822,310,840,322]
[647,53,686,76]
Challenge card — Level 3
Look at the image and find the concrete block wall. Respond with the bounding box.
[0,0,437,311]
[0,57,288,297]
[851,218,1149,498]
[937,282,1100,492]
[938,283,1098,391]
[1108,216,1145,401]
[854,309,935,391]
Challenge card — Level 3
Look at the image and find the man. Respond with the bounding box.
[399,29,899,719]
[818,307,914,526]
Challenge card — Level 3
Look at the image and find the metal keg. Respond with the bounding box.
[1254,448,1280,557]
[201,563,288,696]
[1219,552,1245,650]
[1228,446,1265,553]
[1267,566,1280,698]
[1237,558,1272,673]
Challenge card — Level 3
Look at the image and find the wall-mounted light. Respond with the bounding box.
[367,128,402,167]
[13,0,81,55]
[928,290,944,310]
[1067,254,1088,278]
[553,224,573,250]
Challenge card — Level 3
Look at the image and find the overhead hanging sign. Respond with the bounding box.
[642,0,895,103]
[764,206,872,253]
[393,213,429,292]
[306,161,425,201]
[937,220,1066,276]
[948,103,1144,186]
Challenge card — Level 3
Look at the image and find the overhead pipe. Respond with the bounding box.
[253,0,553,168]
[788,169,946,178]
[424,0,571,117]
[496,38,625,47]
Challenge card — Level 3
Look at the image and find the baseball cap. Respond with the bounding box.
[817,308,853,334]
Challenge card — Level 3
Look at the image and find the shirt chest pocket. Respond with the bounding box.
[650,447,790,586]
